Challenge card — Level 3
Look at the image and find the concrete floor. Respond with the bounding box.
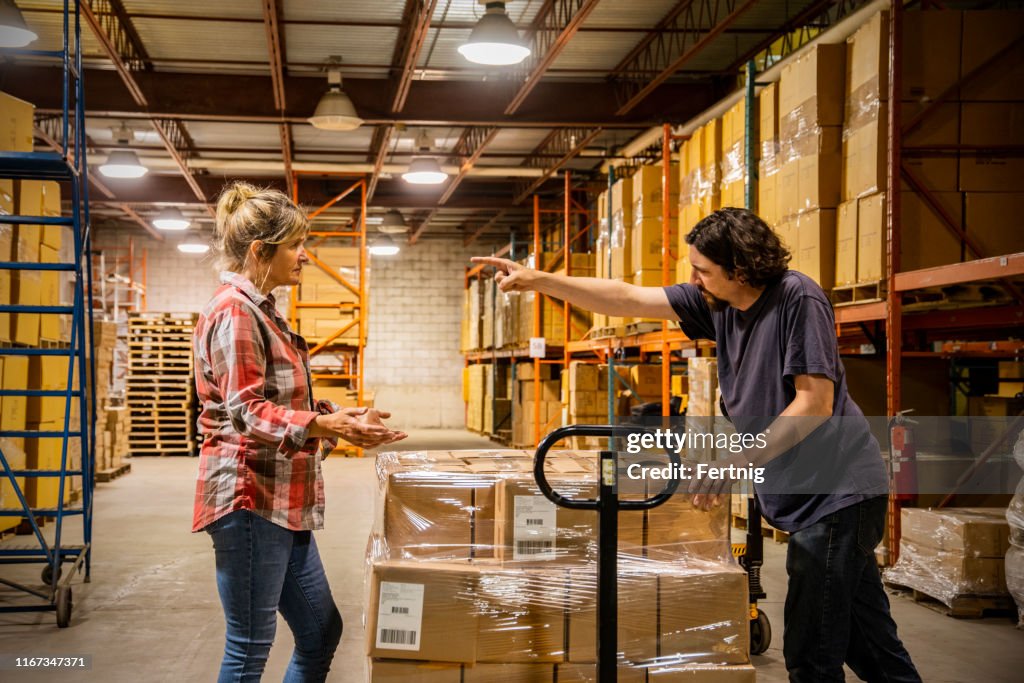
[1,428,1022,682]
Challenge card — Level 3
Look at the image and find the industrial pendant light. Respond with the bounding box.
[402,130,447,185]
[177,242,210,254]
[459,1,530,66]
[379,209,408,234]
[99,123,147,179]
[0,1,38,48]
[153,206,190,231]
[368,234,400,256]
[309,58,363,131]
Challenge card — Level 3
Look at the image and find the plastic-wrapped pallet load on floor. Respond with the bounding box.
[364,449,754,682]
[1006,430,1024,626]
[883,506,1012,607]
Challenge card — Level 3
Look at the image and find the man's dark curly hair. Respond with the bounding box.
[684,207,791,287]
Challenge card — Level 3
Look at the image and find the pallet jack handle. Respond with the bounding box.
[534,425,682,683]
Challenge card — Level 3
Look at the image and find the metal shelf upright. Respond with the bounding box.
[290,172,368,456]
[0,0,95,627]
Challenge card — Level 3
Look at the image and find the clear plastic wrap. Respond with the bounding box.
[366,449,748,680]
[884,507,1012,606]
[1006,430,1024,625]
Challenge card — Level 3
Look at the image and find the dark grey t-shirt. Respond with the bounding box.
[664,270,888,532]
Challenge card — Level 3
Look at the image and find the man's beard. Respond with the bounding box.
[699,287,729,312]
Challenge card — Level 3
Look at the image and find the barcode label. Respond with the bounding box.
[379,628,417,645]
[513,495,557,560]
[376,581,424,651]
[516,540,554,555]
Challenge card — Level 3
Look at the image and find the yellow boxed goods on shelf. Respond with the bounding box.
[631,162,679,224]
[40,181,61,250]
[0,438,26,534]
[884,508,1011,606]
[720,98,757,210]
[960,10,1024,103]
[842,10,889,203]
[758,82,780,225]
[608,177,634,284]
[899,191,961,271]
[687,358,718,417]
[367,450,745,679]
[631,218,677,274]
[903,11,961,101]
[0,91,34,152]
[855,193,885,283]
[778,43,845,221]
[835,199,858,287]
[0,224,11,342]
[965,193,1024,261]
[796,209,837,291]
[959,102,1024,194]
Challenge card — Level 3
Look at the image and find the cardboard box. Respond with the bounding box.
[369,659,461,683]
[558,663,646,683]
[632,163,679,222]
[629,364,662,400]
[899,191,962,271]
[842,104,887,202]
[796,126,843,214]
[960,11,1024,102]
[40,181,62,249]
[901,508,1009,558]
[959,103,1024,192]
[846,10,889,111]
[0,178,12,215]
[778,158,800,221]
[0,227,10,341]
[759,82,779,145]
[494,476,598,565]
[384,471,476,560]
[902,541,1007,594]
[796,209,837,290]
[26,437,79,508]
[1,356,28,435]
[0,438,27,520]
[0,91,34,153]
[757,164,778,226]
[645,495,731,561]
[566,362,599,393]
[964,193,1024,259]
[659,566,750,666]
[631,217,678,273]
[778,43,846,126]
[567,568,657,663]
[463,664,556,683]
[521,380,560,403]
[475,567,567,663]
[367,561,479,663]
[516,362,554,382]
[630,269,668,288]
[835,199,858,286]
[856,192,886,282]
[903,10,961,101]
[901,156,959,195]
[999,361,1024,379]
[647,664,757,682]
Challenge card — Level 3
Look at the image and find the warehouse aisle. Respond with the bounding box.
[0,430,1022,683]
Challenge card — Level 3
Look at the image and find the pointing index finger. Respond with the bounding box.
[471,256,512,273]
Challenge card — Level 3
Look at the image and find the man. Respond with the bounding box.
[472,207,920,682]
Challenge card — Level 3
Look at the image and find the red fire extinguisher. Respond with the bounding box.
[889,410,918,503]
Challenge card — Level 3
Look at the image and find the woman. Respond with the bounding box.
[192,182,406,682]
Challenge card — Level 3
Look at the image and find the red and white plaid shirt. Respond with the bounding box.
[191,272,338,532]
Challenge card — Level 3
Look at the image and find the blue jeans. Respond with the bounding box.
[784,496,921,682]
[206,511,343,683]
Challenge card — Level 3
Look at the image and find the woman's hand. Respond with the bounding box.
[311,407,407,448]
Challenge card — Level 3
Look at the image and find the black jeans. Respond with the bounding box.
[784,496,921,683]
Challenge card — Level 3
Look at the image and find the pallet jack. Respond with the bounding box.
[731,496,772,655]
[534,424,771,682]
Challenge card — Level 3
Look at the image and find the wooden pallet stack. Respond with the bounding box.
[126,312,197,456]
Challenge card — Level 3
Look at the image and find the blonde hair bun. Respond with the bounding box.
[212,182,309,273]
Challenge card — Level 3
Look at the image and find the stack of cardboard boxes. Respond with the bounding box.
[296,246,360,344]
[511,362,561,448]
[757,82,781,229]
[94,320,131,470]
[466,364,488,433]
[720,98,758,211]
[773,43,846,292]
[367,449,754,682]
[630,163,679,289]
[837,11,889,288]
[593,177,633,332]
[884,507,1011,606]
[678,120,722,283]
[966,361,1024,456]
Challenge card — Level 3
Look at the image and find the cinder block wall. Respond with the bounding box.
[92,230,219,313]
[95,228,484,429]
[364,238,479,429]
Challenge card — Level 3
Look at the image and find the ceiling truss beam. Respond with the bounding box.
[513,127,603,204]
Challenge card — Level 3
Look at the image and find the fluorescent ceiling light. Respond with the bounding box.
[379,209,408,233]
[177,242,209,254]
[368,234,400,256]
[99,149,148,179]
[153,206,190,231]
[402,130,447,185]
[0,1,38,48]
[458,2,530,66]
[309,62,363,131]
